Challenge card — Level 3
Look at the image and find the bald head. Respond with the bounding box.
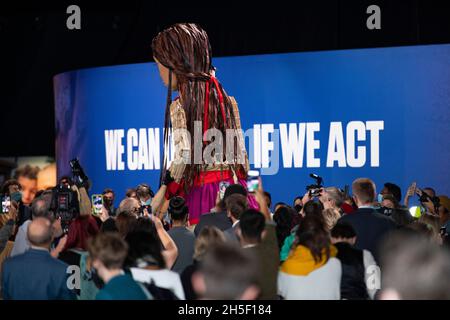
[31,191,54,221]
[27,217,54,248]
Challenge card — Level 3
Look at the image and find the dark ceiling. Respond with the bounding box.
[1,0,450,157]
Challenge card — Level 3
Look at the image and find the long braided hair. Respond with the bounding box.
[152,23,245,190]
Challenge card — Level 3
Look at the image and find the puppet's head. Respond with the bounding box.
[152,23,213,87]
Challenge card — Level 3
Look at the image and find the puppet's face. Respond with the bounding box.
[155,57,178,90]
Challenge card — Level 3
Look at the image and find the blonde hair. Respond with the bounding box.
[418,214,442,243]
[324,187,344,208]
[194,226,226,261]
[322,208,341,230]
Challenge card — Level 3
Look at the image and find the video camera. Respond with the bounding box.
[50,158,89,233]
[306,173,323,197]
[50,183,79,233]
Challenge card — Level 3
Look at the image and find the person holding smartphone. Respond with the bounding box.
[0,199,18,255]
[1,179,33,228]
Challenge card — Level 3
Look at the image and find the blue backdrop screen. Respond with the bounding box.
[54,44,450,207]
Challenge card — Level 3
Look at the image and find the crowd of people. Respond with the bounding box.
[0,171,449,300]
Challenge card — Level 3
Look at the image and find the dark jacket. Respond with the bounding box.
[339,207,396,263]
[335,242,369,300]
[244,223,279,300]
[17,202,32,228]
[224,222,240,244]
[167,226,195,274]
[194,211,232,237]
[2,248,76,300]
[180,261,199,300]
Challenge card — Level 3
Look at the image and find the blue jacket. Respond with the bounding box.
[2,248,76,300]
[96,274,150,300]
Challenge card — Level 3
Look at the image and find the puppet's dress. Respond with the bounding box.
[164,96,257,225]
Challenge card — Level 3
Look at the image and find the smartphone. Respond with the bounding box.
[247,170,260,193]
[1,195,10,214]
[91,194,103,216]
[219,181,231,200]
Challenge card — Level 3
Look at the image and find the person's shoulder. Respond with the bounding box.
[342,208,377,220]
[170,227,194,237]
[363,249,376,261]
[200,212,216,221]
[161,268,182,279]
[18,220,31,231]
[200,212,228,225]
[194,215,210,234]
[96,289,112,300]
[326,257,342,272]
[182,228,195,239]
[5,249,33,264]
[196,213,211,225]
[339,212,354,221]
[327,256,341,265]
[2,254,20,270]
[167,228,177,236]
[42,251,71,270]
[370,210,396,224]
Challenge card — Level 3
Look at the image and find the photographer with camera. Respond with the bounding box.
[51,158,95,234]
[136,184,154,217]
[132,169,173,220]
[1,179,33,227]
[297,174,324,212]
[10,191,66,258]
[0,198,18,256]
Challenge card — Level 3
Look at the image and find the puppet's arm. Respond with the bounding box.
[229,96,249,172]
[170,100,190,182]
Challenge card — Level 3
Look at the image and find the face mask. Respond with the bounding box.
[141,198,152,206]
[103,198,113,207]
[11,191,22,203]
[377,194,384,203]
